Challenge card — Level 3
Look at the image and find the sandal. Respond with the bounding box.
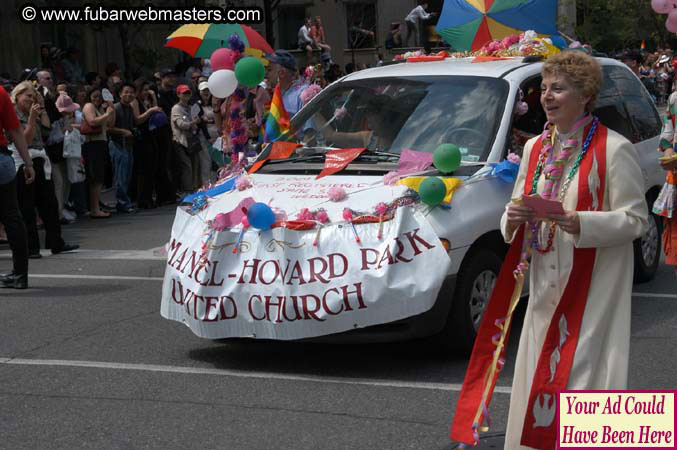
[90,212,111,219]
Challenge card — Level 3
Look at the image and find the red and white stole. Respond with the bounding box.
[450,123,608,449]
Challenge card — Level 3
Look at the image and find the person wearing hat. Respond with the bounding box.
[48,92,81,224]
[265,50,309,119]
[0,84,34,288]
[171,84,203,194]
[656,54,674,106]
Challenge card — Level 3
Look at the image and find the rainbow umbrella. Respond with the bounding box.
[436,0,565,52]
[165,24,274,59]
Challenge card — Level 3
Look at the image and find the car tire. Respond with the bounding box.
[439,248,502,356]
[633,209,662,283]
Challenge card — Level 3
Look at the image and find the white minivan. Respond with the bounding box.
[256,56,665,352]
[163,55,665,354]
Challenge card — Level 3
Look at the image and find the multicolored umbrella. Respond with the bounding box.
[165,24,274,59]
[436,0,564,52]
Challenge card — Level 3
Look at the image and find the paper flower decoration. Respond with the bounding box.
[300,84,322,105]
[328,186,347,202]
[212,213,229,231]
[236,176,252,191]
[296,208,314,221]
[507,153,521,164]
[316,210,329,223]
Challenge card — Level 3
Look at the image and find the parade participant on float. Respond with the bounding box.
[654,82,677,278]
[0,84,33,289]
[263,50,311,142]
[452,51,648,450]
[264,50,307,119]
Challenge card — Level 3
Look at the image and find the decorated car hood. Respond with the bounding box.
[160,173,453,340]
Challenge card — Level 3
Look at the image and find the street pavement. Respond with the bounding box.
[0,204,675,450]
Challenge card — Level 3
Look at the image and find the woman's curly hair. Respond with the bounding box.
[542,50,603,113]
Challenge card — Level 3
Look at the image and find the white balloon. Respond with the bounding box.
[208,70,238,99]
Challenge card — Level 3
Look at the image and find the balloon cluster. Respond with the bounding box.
[417,144,463,206]
[652,0,677,32]
[207,34,266,98]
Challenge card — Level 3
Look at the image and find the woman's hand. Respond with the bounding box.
[506,201,535,229]
[548,211,581,235]
[23,164,35,184]
[660,147,677,171]
[28,103,42,121]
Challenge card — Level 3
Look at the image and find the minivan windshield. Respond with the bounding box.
[289,75,509,162]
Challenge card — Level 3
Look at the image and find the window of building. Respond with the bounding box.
[278,5,306,50]
[345,1,377,49]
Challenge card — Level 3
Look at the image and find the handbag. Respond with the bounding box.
[62,129,83,159]
[80,118,102,135]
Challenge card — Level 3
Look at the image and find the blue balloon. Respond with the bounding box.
[247,202,275,230]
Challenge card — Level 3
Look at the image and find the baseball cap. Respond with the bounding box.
[55,93,80,113]
[198,81,209,91]
[160,68,177,78]
[264,50,298,71]
[176,84,191,95]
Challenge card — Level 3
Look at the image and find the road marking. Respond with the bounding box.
[0,357,511,394]
[30,274,163,281]
[0,248,167,260]
[632,292,677,299]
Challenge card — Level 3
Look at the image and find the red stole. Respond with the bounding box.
[450,123,608,449]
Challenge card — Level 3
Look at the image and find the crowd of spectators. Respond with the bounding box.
[617,48,677,106]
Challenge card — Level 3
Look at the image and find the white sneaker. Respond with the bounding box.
[62,209,77,221]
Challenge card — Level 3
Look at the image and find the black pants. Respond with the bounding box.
[0,173,28,274]
[16,158,64,253]
[153,125,176,203]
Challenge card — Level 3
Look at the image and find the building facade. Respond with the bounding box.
[1,0,575,81]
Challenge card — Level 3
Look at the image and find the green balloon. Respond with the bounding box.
[433,143,462,173]
[234,57,265,88]
[419,177,447,206]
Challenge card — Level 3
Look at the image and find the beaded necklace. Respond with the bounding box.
[528,116,599,254]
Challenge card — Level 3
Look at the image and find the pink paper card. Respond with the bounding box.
[521,194,565,218]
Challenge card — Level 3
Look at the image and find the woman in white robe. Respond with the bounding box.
[501,52,648,449]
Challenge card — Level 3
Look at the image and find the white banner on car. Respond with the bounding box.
[160,205,451,340]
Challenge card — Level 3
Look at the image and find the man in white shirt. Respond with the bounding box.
[297,18,316,62]
[404,2,435,47]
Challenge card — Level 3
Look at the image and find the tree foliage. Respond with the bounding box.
[575,0,677,53]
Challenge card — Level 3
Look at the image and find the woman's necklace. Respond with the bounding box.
[528,116,599,254]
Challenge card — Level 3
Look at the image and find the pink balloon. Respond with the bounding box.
[667,8,677,31]
[211,48,236,71]
[653,0,672,14]
[667,16,677,33]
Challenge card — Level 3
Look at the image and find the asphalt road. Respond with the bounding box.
[0,205,675,450]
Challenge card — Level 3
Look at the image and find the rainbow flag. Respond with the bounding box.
[264,85,290,143]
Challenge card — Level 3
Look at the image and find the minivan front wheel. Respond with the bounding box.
[440,249,502,355]
[633,211,662,283]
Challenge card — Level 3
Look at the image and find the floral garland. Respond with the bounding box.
[515,115,599,272]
